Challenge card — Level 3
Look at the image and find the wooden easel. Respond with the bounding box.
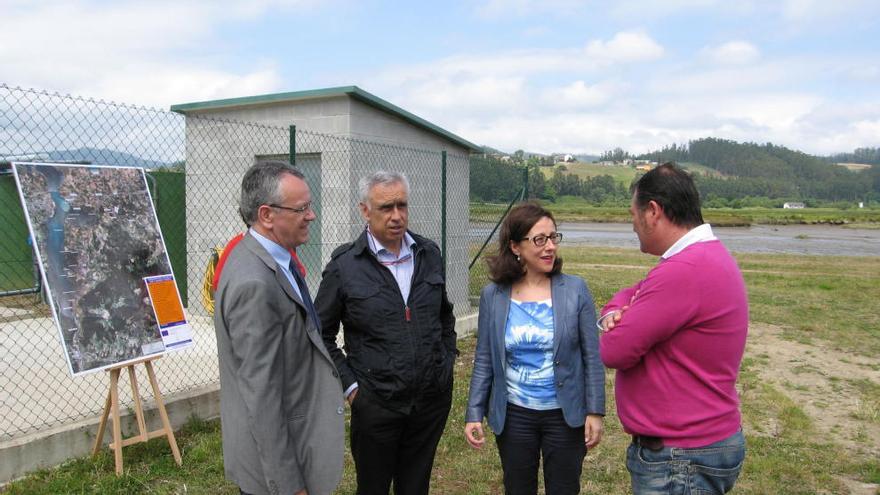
[91,356,182,475]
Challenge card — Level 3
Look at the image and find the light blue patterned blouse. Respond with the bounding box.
[505,298,559,410]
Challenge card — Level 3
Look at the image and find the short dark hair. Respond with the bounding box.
[239,161,305,226]
[487,201,562,285]
[631,162,704,228]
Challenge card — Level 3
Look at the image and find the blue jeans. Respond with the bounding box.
[626,430,745,495]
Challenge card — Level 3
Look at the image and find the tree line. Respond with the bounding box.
[470,138,879,206]
[638,138,879,204]
[828,147,880,165]
[470,155,626,205]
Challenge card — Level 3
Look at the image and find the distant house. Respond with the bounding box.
[783,202,805,209]
[635,164,653,171]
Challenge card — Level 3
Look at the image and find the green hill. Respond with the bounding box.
[473,139,879,205]
[542,161,722,187]
[638,138,878,202]
[541,162,635,186]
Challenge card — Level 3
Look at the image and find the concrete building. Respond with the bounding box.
[170,86,481,318]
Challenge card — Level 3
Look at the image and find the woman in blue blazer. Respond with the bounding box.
[464,202,605,495]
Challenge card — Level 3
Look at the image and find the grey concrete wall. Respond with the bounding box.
[180,96,472,317]
[188,97,352,136]
[348,99,471,154]
[182,117,290,312]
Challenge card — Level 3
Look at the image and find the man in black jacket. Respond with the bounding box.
[315,170,457,495]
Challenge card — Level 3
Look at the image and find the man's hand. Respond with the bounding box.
[600,309,624,332]
[464,421,486,449]
[600,290,640,333]
[585,414,604,449]
[346,388,358,406]
[295,490,308,495]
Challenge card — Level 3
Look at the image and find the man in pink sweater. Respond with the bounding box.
[599,163,747,495]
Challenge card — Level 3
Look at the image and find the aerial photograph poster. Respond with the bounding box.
[12,162,186,376]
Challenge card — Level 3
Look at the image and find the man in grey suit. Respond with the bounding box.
[214,161,345,495]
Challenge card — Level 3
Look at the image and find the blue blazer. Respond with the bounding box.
[465,273,605,432]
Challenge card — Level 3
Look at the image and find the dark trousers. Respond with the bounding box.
[350,387,453,495]
[495,403,586,495]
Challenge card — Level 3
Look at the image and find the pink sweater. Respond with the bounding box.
[600,240,748,448]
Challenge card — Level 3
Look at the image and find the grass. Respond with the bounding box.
[4,417,230,494]
[540,161,721,188]
[849,379,880,423]
[734,251,880,356]
[541,162,639,187]
[5,247,880,494]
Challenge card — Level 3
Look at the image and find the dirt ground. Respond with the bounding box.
[747,323,880,494]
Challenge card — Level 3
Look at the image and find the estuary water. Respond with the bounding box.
[556,222,880,257]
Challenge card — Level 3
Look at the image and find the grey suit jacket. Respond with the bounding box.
[214,233,345,495]
[465,273,605,433]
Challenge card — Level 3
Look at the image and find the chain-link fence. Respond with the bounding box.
[0,83,475,442]
[467,155,528,303]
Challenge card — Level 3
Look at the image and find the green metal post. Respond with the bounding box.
[441,151,447,271]
[289,125,296,166]
[522,166,529,200]
[469,189,521,270]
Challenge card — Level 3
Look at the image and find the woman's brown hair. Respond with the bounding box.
[486,201,563,286]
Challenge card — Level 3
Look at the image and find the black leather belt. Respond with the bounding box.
[632,434,664,451]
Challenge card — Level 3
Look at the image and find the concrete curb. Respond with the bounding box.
[0,313,479,485]
[0,383,220,486]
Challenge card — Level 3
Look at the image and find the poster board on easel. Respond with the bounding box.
[12,162,193,376]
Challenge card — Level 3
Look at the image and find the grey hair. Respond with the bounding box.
[239,161,304,226]
[358,170,410,206]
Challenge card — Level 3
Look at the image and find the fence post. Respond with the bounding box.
[289,125,296,166]
[441,151,447,272]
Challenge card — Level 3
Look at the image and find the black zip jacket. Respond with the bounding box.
[315,230,457,414]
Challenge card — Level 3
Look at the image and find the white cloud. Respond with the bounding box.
[842,65,880,82]
[369,31,668,151]
[3,2,876,156]
[87,66,283,108]
[701,41,760,65]
[455,112,704,156]
[647,62,797,95]
[780,0,874,22]
[609,0,755,20]
[461,92,878,156]
[540,80,615,109]
[366,30,880,156]
[398,76,527,112]
[476,0,586,18]
[377,50,577,86]
[584,31,665,61]
[522,25,551,37]
[771,0,880,35]
[0,0,321,107]
[376,31,664,91]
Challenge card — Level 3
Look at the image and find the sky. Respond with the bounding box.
[3,0,880,156]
